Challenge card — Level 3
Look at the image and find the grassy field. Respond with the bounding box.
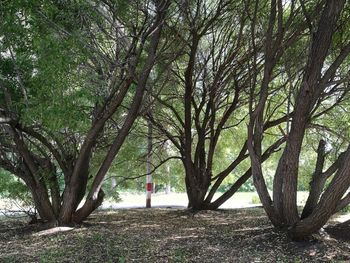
[0,192,310,212]
[1,207,350,262]
[102,191,310,209]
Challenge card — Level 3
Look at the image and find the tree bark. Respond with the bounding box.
[289,145,350,240]
[72,190,105,224]
[186,178,208,210]
[59,159,90,224]
[273,0,346,225]
[301,139,326,219]
[22,175,56,222]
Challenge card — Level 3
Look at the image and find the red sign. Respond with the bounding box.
[146,183,153,192]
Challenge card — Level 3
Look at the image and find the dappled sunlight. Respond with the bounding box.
[168,234,200,240]
[0,0,349,261]
[183,227,205,231]
[138,224,161,228]
[331,213,350,223]
[231,226,274,233]
[1,208,350,262]
[0,208,350,262]
[33,227,74,237]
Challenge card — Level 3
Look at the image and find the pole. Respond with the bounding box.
[165,140,171,194]
[146,119,152,208]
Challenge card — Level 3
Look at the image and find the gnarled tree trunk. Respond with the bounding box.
[247,0,350,240]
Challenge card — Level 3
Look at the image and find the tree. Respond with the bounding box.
[149,0,312,210]
[0,0,170,224]
[247,0,350,239]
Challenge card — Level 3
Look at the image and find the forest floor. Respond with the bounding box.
[1,207,350,263]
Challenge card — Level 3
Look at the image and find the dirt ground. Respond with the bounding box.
[1,208,350,263]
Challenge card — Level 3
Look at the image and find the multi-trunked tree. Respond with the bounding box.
[247,0,350,240]
[0,0,170,224]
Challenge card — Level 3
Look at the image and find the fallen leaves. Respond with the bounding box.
[0,208,349,262]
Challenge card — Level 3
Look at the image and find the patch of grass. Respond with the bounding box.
[116,256,126,263]
[40,249,66,263]
[171,248,187,262]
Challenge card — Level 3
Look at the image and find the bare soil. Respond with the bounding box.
[0,208,349,262]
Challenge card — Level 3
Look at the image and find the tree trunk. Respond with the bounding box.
[206,169,252,209]
[73,190,105,223]
[49,175,61,218]
[165,162,171,194]
[165,183,171,194]
[23,176,56,222]
[59,164,89,224]
[111,177,117,189]
[289,145,350,240]
[301,139,326,219]
[185,170,209,210]
[335,192,350,212]
[186,187,208,210]
[271,0,346,229]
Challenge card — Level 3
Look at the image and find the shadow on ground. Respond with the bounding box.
[1,208,349,262]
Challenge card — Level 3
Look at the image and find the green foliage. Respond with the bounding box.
[1,0,350,219]
[251,195,261,205]
[103,185,122,203]
[239,179,256,192]
[340,205,350,214]
[0,0,99,133]
[0,169,32,205]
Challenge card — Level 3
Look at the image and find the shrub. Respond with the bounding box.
[340,205,350,214]
[251,195,261,205]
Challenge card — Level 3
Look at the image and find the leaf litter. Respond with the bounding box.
[0,207,349,262]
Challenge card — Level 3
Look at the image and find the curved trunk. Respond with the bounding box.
[59,158,90,224]
[288,146,350,240]
[207,169,252,210]
[73,190,105,223]
[301,140,326,219]
[23,176,56,222]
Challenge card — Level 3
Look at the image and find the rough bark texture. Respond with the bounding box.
[301,139,326,219]
[24,177,56,222]
[281,0,346,237]
[275,0,345,225]
[289,145,350,240]
[248,0,349,239]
